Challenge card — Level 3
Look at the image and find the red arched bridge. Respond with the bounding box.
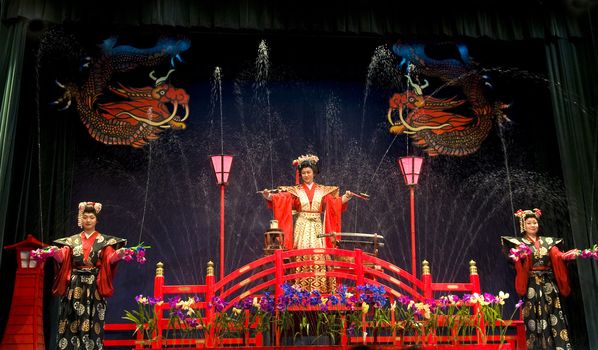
[105,248,525,349]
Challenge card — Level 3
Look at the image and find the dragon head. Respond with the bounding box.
[100,69,190,131]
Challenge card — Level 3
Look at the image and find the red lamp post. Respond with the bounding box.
[210,155,234,281]
[397,156,424,276]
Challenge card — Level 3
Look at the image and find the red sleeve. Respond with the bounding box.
[514,257,531,297]
[52,246,69,263]
[267,192,295,250]
[97,245,119,297]
[323,195,346,248]
[550,246,571,297]
[52,247,72,297]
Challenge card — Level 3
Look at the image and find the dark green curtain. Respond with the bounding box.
[0,17,77,346]
[0,13,29,346]
[1,0,583,40]
[546,37,598,349]
[0,17,28,264]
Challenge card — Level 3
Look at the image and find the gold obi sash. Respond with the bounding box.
[298,211,321,221]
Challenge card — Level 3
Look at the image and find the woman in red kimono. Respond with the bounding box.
[48,202,127,350]
[501,208,578,350]
[262,154,353,291]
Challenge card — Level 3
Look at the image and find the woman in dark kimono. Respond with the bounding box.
[502,208,578,350]
[49,202,127,350]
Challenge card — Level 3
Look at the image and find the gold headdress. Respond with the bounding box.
[292,154,319,167]
[78,202,102,228]
[513,208,542,233]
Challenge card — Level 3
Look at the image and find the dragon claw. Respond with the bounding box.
[50,84,73,110]
[58,100,72,111]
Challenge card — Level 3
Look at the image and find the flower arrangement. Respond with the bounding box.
[508,243,533,262]
[577,244,598,260]
[122,242,151,264]
[30,247,55,262]
[123,284,524,347]
[122,294,206,344]
[122,295,163,341]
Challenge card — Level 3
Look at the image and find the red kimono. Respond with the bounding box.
[267,183,347,291]
[267,183,347,250]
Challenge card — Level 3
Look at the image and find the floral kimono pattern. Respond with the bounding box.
[501,236,572,350]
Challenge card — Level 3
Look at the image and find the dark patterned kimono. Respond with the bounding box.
[501,236,572,350]
[52,232,126,350]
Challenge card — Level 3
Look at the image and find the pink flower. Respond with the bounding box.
[29,247,55,262]
[577,244,598,260]
[509,244,532,262]
[121,243,151,264]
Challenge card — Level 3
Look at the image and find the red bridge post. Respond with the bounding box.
[469,260,480,293]
[355,249,364,286]
[205,261,215,347]
[274,249,284,300]
[274,249,284,346]
[422,260,433,299]
[469,260,485,344]
[153,262,165,348]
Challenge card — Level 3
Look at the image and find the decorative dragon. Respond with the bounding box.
[52,37,191,148]
[387,42,507,156]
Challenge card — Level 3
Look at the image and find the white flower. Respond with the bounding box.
[498,291,510,305]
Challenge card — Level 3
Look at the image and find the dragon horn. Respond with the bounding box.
[405,75,427,95]
[155,69,176,86]
[149,71,158,81]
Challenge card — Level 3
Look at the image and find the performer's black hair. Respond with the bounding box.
[298,160,319,174]
[523,212,538,221]
[83,205,100,216]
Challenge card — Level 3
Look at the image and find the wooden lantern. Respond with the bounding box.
[2,234,47,350]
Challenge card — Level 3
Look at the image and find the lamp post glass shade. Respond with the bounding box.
[398,156,424,186]
[210,155,234,185]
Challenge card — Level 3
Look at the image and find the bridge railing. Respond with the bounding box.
[105,248,525,349]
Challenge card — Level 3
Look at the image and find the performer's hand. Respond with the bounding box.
[262,189,272,201]
[562,249,579,261]
[50,246,64,263]
[115,248,127,260]
[342,191,353,203]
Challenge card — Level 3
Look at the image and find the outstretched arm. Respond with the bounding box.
[50,246,69,264]
[108,247,128,264]
[341,191,354,204]
[550,246,572,296]
[262,189,273,201]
